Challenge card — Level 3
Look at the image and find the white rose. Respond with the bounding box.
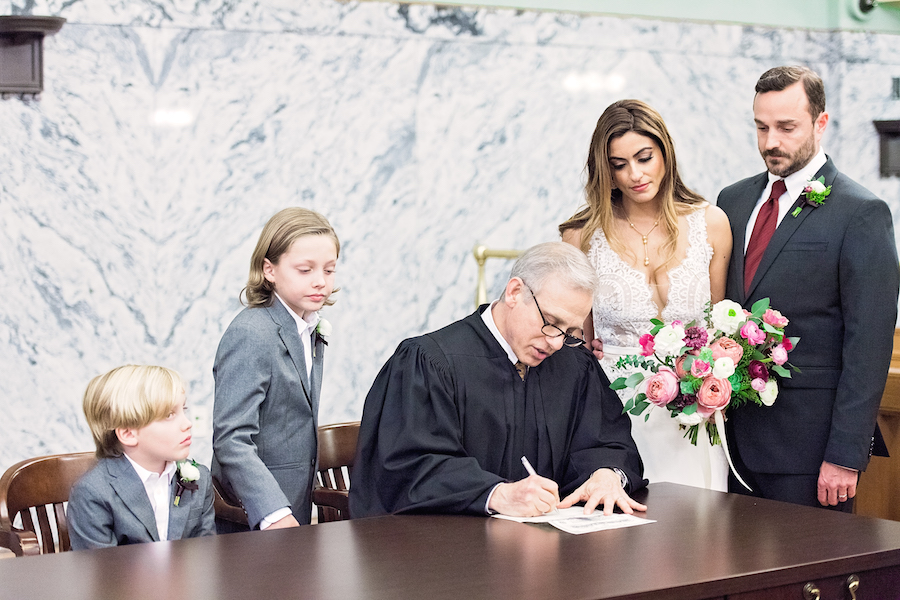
[712,357,736,379]
[759,379,778,406]
[711,300,745,335]
[653,323,686,357]
[806,180,827,194]
[179,461,200,482]
[677,411,704,426]
[316,318,332,338]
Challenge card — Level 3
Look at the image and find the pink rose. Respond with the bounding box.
[740,320,766,345]
[782,338,793,351]
[747,360,768,382]
[675,355,689,378]
[771,344,788,366]
[763,309,789,328]
[696,403,716,420]
[690,359,711,378]
[751,378,767,392]
[643,368,679,407]
[697,376,732,410]
[639,333,655,357]
[710,337,744,365]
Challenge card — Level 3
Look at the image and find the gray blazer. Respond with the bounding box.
[717,157,899,474]
[67,455,215,550]
[211,301,324,528]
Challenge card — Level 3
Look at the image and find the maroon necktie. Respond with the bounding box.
[744,179,786,295]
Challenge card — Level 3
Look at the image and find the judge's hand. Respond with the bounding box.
[817,461,858,506]
[558,468,647,516]
[266,514,300,529]
[489,475,560,517]
[589,338,604,361]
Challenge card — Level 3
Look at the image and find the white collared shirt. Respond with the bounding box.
[743,148,828,252]
[123,454,176,541]
[481,300,518,366]
[274,292,319,378]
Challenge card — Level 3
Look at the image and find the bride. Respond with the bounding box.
[561,99,733,491]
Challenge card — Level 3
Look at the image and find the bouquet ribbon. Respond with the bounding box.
[714,409,752,492]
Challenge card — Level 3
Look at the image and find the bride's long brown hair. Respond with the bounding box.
[560,99,705,271]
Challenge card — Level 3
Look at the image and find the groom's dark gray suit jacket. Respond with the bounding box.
[717,157,899,475]
[68,455,215,549]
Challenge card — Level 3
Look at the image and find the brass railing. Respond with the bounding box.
[472,244,521,308]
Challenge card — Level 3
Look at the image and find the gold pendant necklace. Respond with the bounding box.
[628,218,660,266]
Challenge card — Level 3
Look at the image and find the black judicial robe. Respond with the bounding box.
[349,307,645,518]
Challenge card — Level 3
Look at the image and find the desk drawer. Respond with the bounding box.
[727,564,900,599]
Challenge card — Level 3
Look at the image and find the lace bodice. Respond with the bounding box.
[589,208,712,353]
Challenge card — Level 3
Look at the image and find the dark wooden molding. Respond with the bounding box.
[874,120,900,177]
[0,15,66,96]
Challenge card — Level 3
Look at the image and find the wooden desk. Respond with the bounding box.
[2,484,899,600]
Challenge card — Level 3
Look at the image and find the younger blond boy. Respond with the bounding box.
[68,365,215,550]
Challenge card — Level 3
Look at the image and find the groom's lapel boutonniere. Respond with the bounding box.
[313,318,331,357]
[174,459,200,506]
[791,176,831,217]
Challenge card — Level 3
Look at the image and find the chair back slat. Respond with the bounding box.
[332,468,348,491]
[20,510,35,537]
[312,422,360,523]
[0,452,97,556]
[35,506,56,554]
[54,502,70,551]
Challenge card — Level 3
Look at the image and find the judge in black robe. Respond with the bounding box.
[350,243,645,518]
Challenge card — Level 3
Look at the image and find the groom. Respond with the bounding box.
[717,65,899,510]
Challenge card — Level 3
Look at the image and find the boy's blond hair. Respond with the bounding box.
[242,207,341,308]
[83,365,185,458]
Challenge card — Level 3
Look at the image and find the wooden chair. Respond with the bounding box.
[312,421,359,523]
[0,452,97,556]
[211,475,249,529]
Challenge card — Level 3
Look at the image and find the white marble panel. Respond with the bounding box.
[2,0,899,475]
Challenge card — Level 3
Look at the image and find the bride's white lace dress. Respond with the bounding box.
[588,207,728,491]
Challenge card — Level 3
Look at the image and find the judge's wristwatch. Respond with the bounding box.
[611,467,628,491]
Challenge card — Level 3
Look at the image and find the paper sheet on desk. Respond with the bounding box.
[492,507,655,535]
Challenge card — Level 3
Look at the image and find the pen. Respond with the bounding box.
[521,455,537,477]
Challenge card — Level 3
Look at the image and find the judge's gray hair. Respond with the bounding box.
[506,242,598,300]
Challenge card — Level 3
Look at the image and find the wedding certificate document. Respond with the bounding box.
[492,508,655,535]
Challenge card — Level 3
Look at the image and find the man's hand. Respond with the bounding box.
[558,468,647,515]
[589,338,604,361]
[817,461,858,506]
[489,475,560,517]
[265,514,300,529]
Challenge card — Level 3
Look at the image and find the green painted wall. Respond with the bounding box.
[407,0,900,33]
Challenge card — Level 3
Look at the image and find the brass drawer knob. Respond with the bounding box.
[846,573,860,600]
[802,582,820,600]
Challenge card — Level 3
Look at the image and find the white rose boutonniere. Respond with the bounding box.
[792,176,831,217]
[316,318,332,340]
[174,459,201,506]
[313,318,331,357]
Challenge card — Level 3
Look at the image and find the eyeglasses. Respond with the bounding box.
[523,283,586,348]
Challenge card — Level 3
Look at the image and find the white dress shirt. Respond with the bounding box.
[480,302,515,513]
[123,454,176,541]
[743,148,828,252]
[274,292,319,379]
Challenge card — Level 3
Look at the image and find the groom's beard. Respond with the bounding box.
[762,131,818,178]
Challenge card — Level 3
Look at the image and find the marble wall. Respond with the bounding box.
[2,0,900,470]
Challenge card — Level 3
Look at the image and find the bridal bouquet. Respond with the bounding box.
[610,298,798,448]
